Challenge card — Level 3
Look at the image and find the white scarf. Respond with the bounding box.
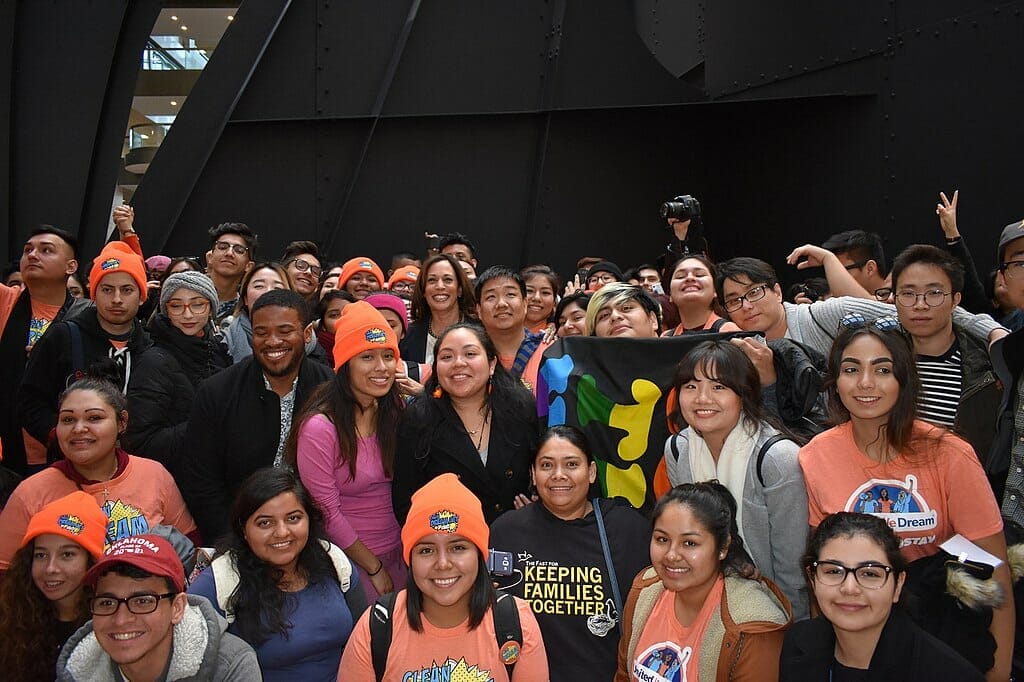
[687,419,758,536]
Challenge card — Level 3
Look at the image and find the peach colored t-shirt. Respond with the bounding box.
[630,575,724,682]
[338,590,548,681]
[799,421,1003,562]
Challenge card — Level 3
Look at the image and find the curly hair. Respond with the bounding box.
[0,545,92,681]
[217,468,339,647]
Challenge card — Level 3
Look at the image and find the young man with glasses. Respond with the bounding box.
[281,240,323,303]
[205,222,257,323]
[58,534,259,681]
[889,245,1004,492]
[821,230,891,300]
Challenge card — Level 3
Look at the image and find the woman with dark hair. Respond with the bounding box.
[393,323,538,524]
[313,288,355,356]
[521,264,559,333]
[222,261,290,361]
[663,340,809,618]
[616,482,791,682]
[799,318,1012,679]
[0,375,197,569]
[339,473,548,680]
[125,271,232,470]
[555,290,590,337]
[164,256,203,278]
[188,467,367,681]
[780,512,982,680]
[287,301,407,604]
[663,255,741,335]
[400,254,476,364]
[0,492,107,681]
[490,425,650,681]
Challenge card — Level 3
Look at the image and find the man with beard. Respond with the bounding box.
[178,289,332,541]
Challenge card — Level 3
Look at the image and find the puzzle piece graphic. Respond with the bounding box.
[539,354,575,423]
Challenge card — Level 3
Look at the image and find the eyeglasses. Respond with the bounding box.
[894,289,952,308]
[812,560,893,589]
[165,300,211,316]
[873,287,892,301]
[90,592,178,616]
[999,260,1024,280]
[843,261,868,271]
[286,258,323,278]
[390,281,414,294]
[839,313,902,332]
[587,273,617,286]
[213,241,250,256]
[723,284,770,312]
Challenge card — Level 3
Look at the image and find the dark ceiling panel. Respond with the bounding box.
[633,0,704,79]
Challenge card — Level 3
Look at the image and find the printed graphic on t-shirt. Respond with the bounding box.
[402,657,494,682]
[511,553,616,635]
[633,642,690,682]
[27,316,51,348]
[102,499,151,548]
[843,475,938,549]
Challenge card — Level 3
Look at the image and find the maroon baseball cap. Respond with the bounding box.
[83,534,185,592]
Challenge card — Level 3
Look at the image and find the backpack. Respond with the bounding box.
[369,590,523,681]
[669,433,788,487]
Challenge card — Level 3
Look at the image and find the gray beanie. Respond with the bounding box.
[159,271,220,313]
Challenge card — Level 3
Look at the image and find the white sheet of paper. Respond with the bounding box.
[939,534,1004,568]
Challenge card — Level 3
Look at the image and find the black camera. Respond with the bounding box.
[487,549,514,577]
[660,195,701,221]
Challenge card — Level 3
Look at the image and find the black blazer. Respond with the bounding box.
[780,611,983,681]
[392,390,539,524]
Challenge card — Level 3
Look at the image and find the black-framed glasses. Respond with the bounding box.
[839,313,902,332]
[165,300,211,316]
[390,281,414,293]
[999,260,1024,280]
[587,273,617,286]
[894,289,951,308]
[843,260,868,271]
[89,592,178,615]
[286,258,323,278]
[812,560,892,589]
[723,284,769,312]
[213,241,250,256]
[873,287,892,301]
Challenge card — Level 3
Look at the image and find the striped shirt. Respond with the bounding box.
[915,342,962,427]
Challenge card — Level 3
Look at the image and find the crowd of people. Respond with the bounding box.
[0,190,1022,680]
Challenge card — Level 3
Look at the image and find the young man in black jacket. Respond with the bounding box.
[179,289,332,542]
[16,240,150,472]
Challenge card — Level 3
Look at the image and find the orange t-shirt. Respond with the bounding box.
[338,590,549,681]
[630,575,724,682]
[0,455,196,569]
[799,421,1003,562]
[27,299,62,349]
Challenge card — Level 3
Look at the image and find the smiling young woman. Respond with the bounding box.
[780,513,983,681]
[616,483,791,682]
[489,426,651,681]
[663,340,809,618]
[799,322,1014,679]
[338,474,548,681]
[188,468,367,681]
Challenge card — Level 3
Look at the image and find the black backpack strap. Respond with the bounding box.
[709,317,729,332]
[669,433,681,464]
[493,591,523,674]
[369,591,398,682]
[66,320,85,378]
[756,434,789,487]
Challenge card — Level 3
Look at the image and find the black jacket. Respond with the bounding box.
[178,355,332,542]
[780,611,983,681]
[123,315,232,472]
[392,388,539,524]
[17,306,151,446]
[0,289,89,475]
[399,318,431,364]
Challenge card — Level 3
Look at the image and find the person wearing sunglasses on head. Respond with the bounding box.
[281,241,323,304]
[204,222,258,324]
[124,272,232,470]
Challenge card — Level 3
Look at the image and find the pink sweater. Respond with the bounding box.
[296,414,402,553]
